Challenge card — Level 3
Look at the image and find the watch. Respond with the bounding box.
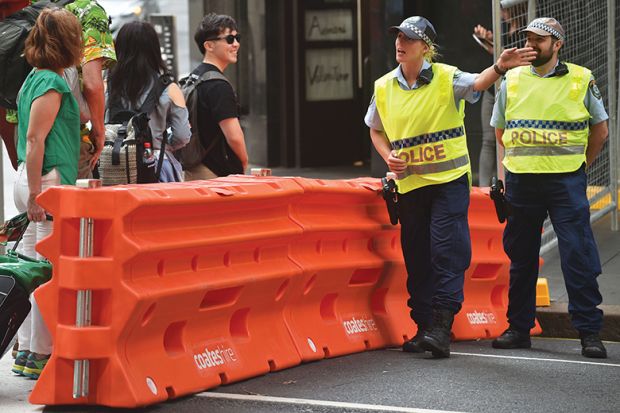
[493,63,507,76]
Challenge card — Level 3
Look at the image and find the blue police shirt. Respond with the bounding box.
[490,62,608,129]
[365,60,481,131]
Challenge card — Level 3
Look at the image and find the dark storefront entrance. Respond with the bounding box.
[294,1,365,166]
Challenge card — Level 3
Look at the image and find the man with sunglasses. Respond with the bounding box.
[184,13,248,180]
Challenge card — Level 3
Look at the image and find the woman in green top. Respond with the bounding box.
[11,8,83,380]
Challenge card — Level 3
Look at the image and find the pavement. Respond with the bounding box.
[2,338,619,412]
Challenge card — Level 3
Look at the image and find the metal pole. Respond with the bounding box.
[527,0,536,23]
[608,0,618,231]
[72,179,101,399]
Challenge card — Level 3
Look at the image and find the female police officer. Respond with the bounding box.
[365,16,535,358]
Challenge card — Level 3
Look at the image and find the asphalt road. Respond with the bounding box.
[2,337,618,413]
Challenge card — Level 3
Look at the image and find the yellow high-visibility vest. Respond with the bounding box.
[502,63,590,173]
[374,63,470,194]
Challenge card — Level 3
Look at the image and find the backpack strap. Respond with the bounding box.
[112,125,127,166]
[147,74,173,180]
[138,73,173,115]
[183,70,231,157]
[154,130,168,180]
[197,70,230,84]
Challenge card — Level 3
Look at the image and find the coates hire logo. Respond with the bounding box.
[466,311,497,325]
[342,316,378,335]
[193,344,237,370]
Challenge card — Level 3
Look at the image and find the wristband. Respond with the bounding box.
[494,63,507,76]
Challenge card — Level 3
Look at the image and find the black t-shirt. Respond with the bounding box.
[192,63,243,176]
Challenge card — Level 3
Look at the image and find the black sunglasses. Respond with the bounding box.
[207,34,241,44]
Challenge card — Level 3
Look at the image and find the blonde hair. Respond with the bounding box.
[424,44,440,63]
[24,8,83,70]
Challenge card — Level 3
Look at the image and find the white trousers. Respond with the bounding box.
[14,163,58,355]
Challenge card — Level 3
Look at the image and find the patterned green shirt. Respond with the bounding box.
[63,0,116,66]
[7,0,117,123]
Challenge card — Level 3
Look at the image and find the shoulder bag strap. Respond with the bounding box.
[194,70,232,157]
[112,124,127,166]
[154,130,168,180]
[152,74,173,180]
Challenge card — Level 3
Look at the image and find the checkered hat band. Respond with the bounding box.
[404,23,433,46]
[391,126,464,150]
[505,119,588,131]
[529,22,564,40]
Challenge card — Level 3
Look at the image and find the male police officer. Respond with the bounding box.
[491,18,609,358]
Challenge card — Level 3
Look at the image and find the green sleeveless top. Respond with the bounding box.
[17,69,80,185]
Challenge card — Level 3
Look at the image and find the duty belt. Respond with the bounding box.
[505,119,588,131]
[391,126,465,150]
[400,154,470,177]
[505,145,585,157]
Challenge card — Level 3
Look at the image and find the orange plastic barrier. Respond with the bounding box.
[29,177,540,408]
[285,177,394,360]
[215,176,412,360]
[31,180,305,407]
[454,187,542,339]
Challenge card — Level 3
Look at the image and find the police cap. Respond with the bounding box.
[522,17,565,41]
[389,16,437,47]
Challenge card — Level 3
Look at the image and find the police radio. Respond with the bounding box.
[490,176,512,223]
[381,172,399,225]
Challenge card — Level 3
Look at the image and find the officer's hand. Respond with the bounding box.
[498,47,536,71]
[387,150,407,175]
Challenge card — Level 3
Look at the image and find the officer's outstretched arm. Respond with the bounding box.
[586,121,608,167]
[473,47,536,91]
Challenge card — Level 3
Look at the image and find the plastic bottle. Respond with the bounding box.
[142,142,156,168]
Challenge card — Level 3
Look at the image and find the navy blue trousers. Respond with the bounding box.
[398,174,471,327]
[504,165,603,333]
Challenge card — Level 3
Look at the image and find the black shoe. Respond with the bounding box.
[580,333,607,359]
[492,328,531,349]
[419,309,454,358]
[402,325,429,353]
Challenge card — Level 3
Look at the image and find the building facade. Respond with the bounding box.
[188,0,494,175]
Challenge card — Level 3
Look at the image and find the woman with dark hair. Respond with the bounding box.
[106,21,190,182]
[12,7,83,379]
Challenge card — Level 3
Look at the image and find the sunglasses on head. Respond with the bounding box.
[207,33,241,44]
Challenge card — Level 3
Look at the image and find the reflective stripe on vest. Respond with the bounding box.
[391,126,465,150]
[505,145,585,157]
[374,63,470,193]
[505,119,588,131]
[502,63,590,173]
[401,153,470,177]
